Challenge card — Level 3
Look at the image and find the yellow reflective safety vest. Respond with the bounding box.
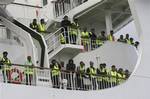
[79,66,85,74]
[97,68,106,81]
[108,35,114,41]
[89,67,96,78]
[96,39,103,46]
[79,65,85,78]
[25,61,34,75]
[30,23,38,30]
[126,39,132,45]
[38,24,46,32]
[70,23,79,35]
[52,64,60,77]
[81,32,89,38]
[110,71,117,83]
[1,58,11,71]
[60,34,66,44]
[70,28,78,35]
[117,73,125,84]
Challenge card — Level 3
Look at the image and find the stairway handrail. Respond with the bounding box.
[45,27,65,40]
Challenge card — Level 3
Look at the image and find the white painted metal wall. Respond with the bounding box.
[0,43,26,64]
[74,41,138,71]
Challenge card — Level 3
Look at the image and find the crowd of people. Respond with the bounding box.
[0,51,34,85]
[0,51,130,90]
[29,18,47,34]
[50,59,130,90]
[29,16,140,51]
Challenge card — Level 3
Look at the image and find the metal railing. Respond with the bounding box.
[0,64,127,91]
[45,27,81,53]
[81,39,105,52]
[53,0,88,17]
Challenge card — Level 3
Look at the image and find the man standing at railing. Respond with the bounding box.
[66,59,76,90]
[61,16,71,43]
[97,63,107,90]
[76,61,85,90]
[89,28,97,50]
[117,68,126,85]
[81,28,90,51]
[0,51,11,83]
[30,19,38,30]
[37,19,47,35]
[109,65,117,87]
[70,19,80,44]
[24,56,34,85]
[108,30,115,41]
[50,60,61,88]
[88,61,97,90]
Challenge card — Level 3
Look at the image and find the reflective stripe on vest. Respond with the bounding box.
[110,71,117,83]
[25,61,34,75]
[60,34,66,44]
[117,73,125,84]
[81,32,89,38]
[108,35,113,41]
[126,39,131,44]
[80,66,85,73]
[96,39,103,45]
[70,28,78,35]
[89,68,96,78]
[1,58,11,70]
[97,68,107,81]
[25,67,34,75]
[52,65,60,76]
[31,23,38,29]
[38,24,46,32]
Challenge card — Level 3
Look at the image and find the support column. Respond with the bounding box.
[105,10,113,34]
[128,0,150,76]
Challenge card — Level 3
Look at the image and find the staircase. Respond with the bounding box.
[45,27,83,62]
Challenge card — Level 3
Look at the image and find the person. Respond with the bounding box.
[89,28,97,49]
[117,68,126,85]
[96,36,103,48]
[61,16,71,43]
[129,38,135,45]
[125,34,130,44]
[83,68,91,90]
[117,35,126,43]
[124,69,130,79]
[50,59,61,88]
[97,63,107,89]
[76,61,85,90]
[24,56,34,85]
[134,41,140,48]
[70,19,79,44]
[88,61,97,90]
[109,65,117,87]
[100,31,107,41]
[108,30,115,41]
[0,51,11,83]
[29,19,38,30]
[0,53,3,69]
[102,63,111,89]
[81,28,90,51]
[60,33,66,44]
[37,19,47,33]
[66,59,76,90]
